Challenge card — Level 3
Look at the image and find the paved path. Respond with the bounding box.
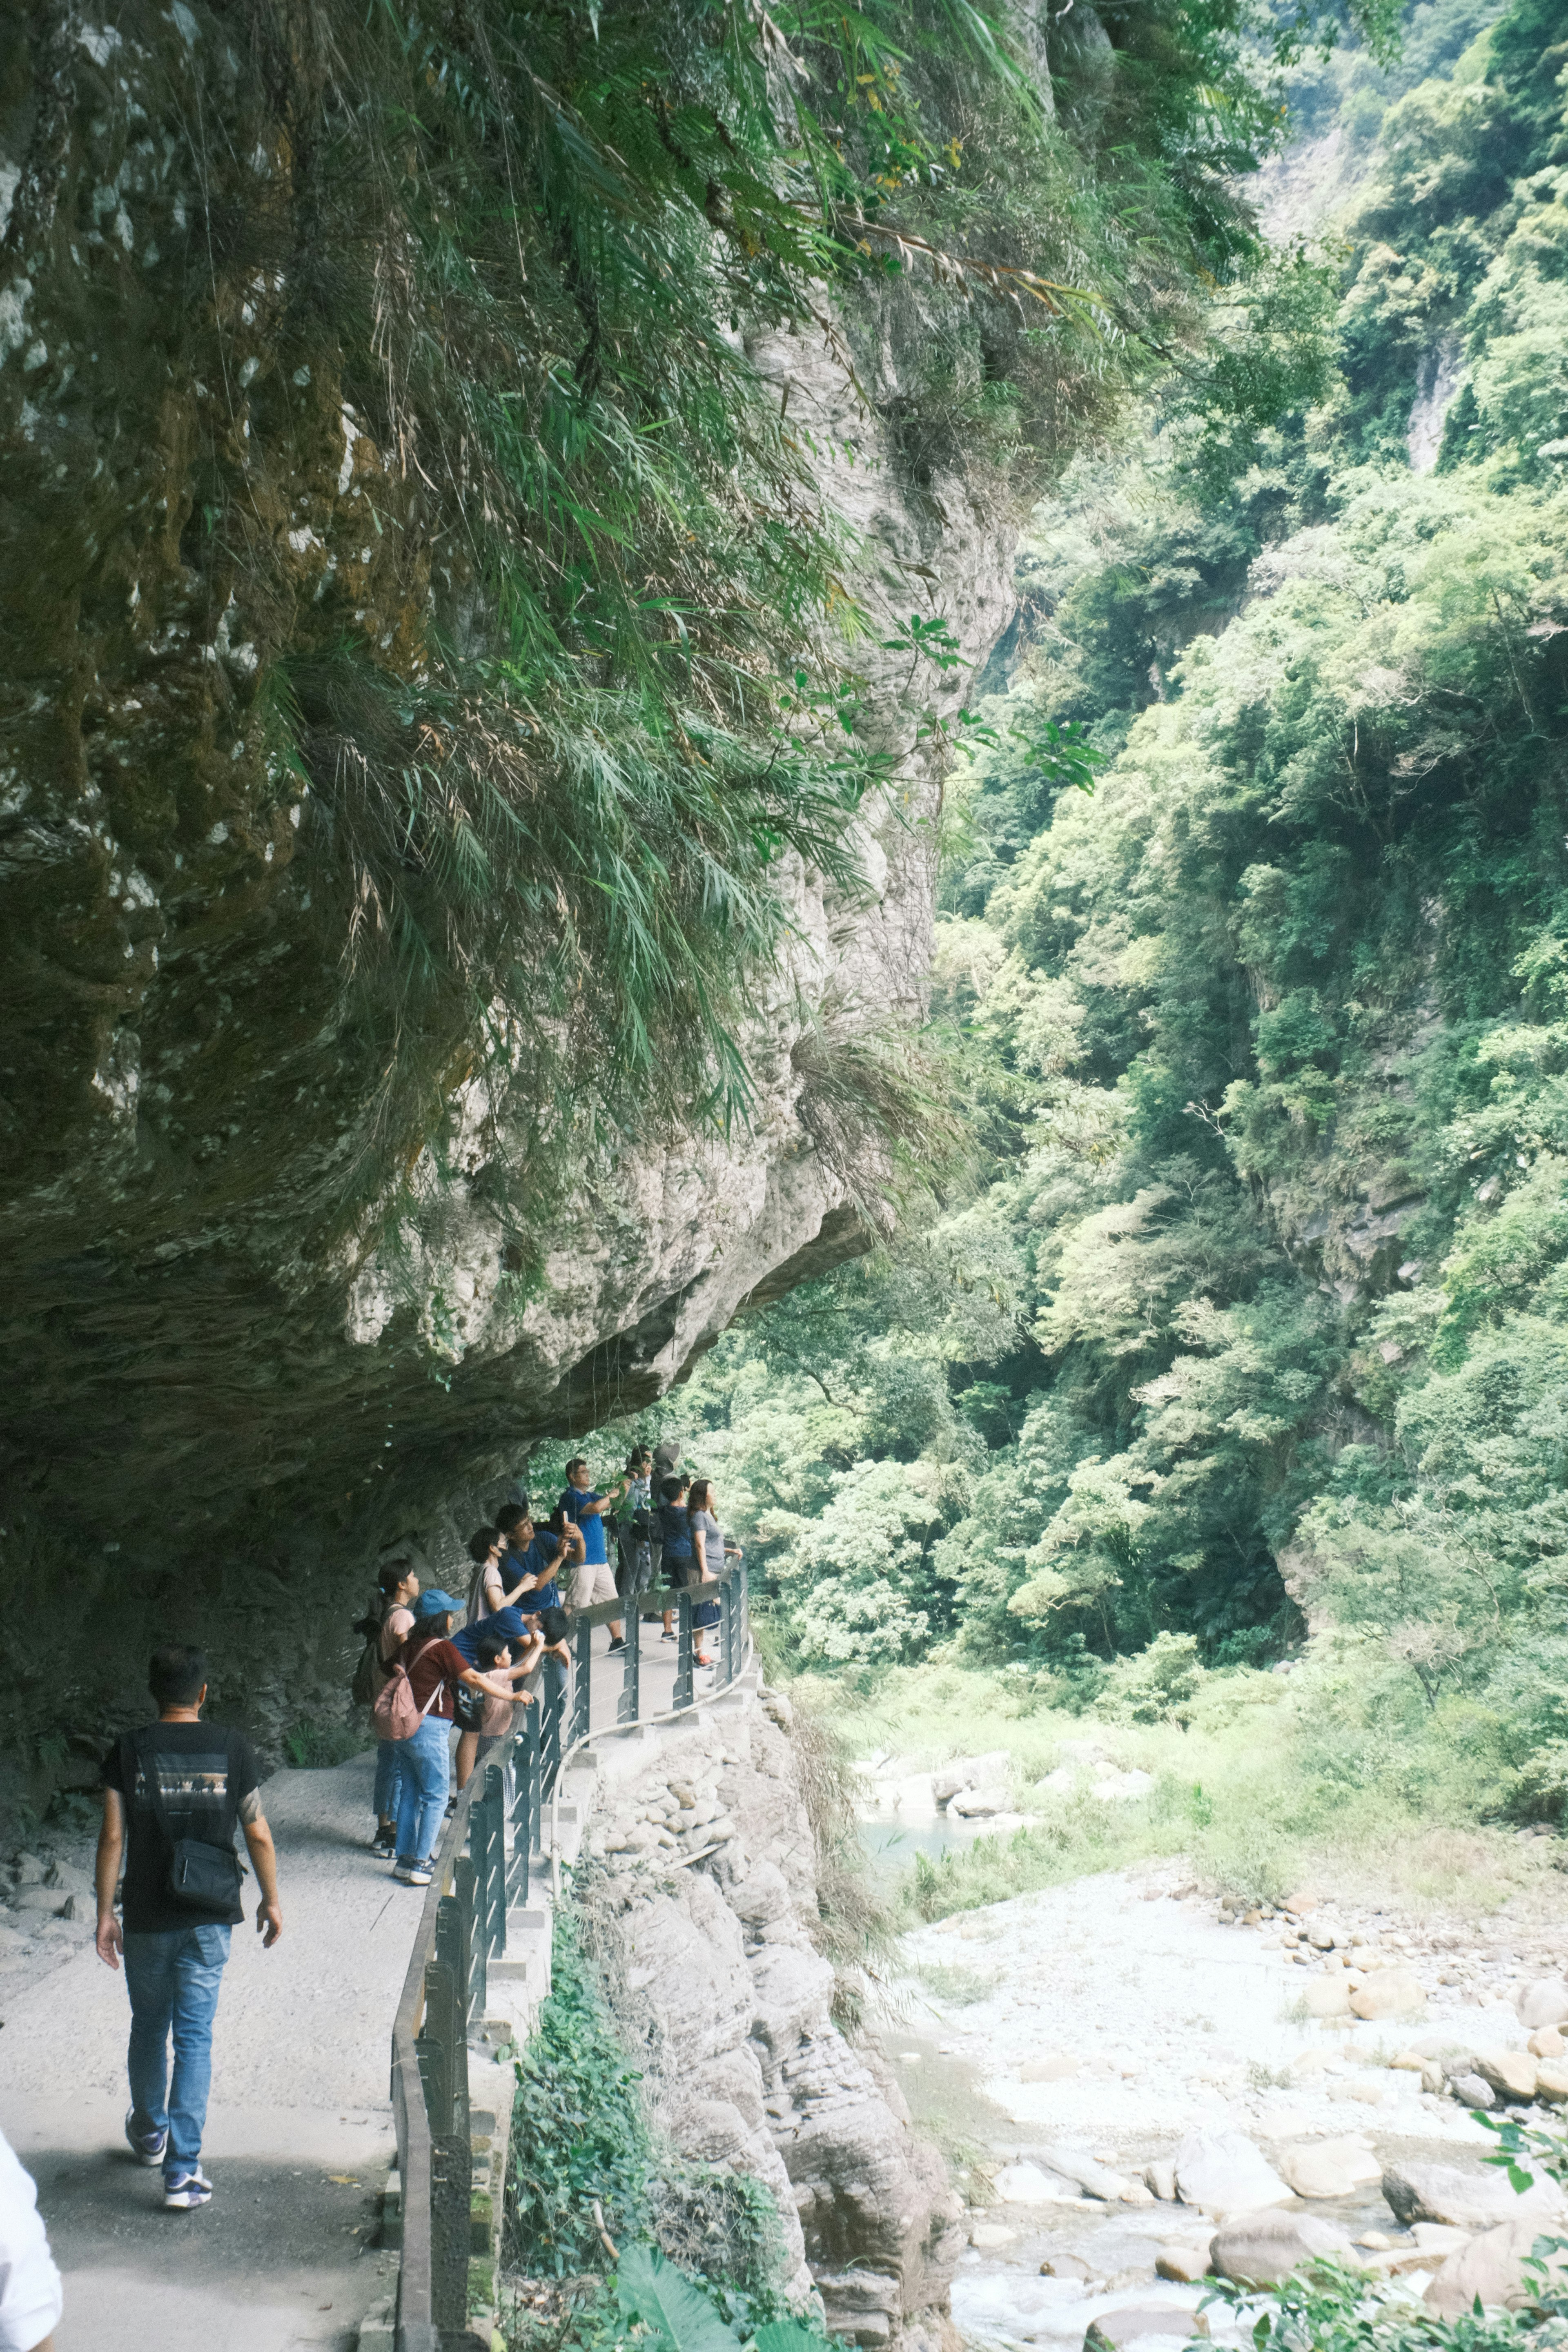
[0,1616,698,2350]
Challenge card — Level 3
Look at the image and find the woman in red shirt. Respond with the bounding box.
[391,1590,535,1887]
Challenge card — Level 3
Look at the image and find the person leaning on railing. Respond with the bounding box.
[686,1478,738,1675]
[386,1591,538,1890]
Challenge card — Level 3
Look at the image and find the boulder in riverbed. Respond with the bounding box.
[1085,2305,1208,2348]
[993,2161,1083,2205]
[1274,2136,1383,2199]
[1210,2211,1358,2287]
[1174,2129,1292,2219]
[1349,1967,1426,2020]
[1155,2243,1214,2285]
[1303,1976,1352,2018]
[1424,2218,1568,2316]
[1517,1978,1568,2030]
[1474,2050,1538,2103]
[1383,2160,1564,2232]
[931,1752,1011,1808]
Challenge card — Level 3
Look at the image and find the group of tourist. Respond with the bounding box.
[59,1437,737,2238]
[363,1445,742,1889]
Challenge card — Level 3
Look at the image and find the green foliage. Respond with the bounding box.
[526,4,1568,1880]
[615,2246,829,2352]
[505,1914,797,2316]
[506,1916,651,2276]
[209,0,1398,1219]
[1204,2258,1554,2347]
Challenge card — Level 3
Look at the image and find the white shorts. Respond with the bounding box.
[568,1558,618,1610]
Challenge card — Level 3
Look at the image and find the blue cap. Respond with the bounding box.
[413,1589,461,1620]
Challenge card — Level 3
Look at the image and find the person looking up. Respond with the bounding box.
[370,1558,420,1858]
[463,1525,537,1626]
[657,1474,692,1642]
[95,1646,283,2212]
[452,1629,543,1790]
[558,1457,624,1650]
[685,1477,729,1671]
[616,1447,655,1603]
[387,1592,537,1886]
[448,1605,544,1787]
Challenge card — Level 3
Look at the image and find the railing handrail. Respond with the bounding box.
[388,1555,750,2351]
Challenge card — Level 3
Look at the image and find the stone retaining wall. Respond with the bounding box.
[361,1678,960,2352]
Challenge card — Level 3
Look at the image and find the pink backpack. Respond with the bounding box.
[372,1637,445,1742]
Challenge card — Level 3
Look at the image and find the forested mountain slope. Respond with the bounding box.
[601,0,1568,1832]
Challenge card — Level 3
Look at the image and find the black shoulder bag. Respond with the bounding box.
[130,1728,245,1913]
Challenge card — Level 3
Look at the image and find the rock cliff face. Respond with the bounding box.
[0,7,1015,1767]
[578,1688,962,2351]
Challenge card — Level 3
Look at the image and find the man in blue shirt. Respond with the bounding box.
[559,1457,624,1650]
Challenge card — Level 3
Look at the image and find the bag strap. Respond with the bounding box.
[407,1635,447,1723]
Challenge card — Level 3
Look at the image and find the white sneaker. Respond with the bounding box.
[393,1863,432,1887]
[163,2166,213,2210]
[125,2109,167,2168]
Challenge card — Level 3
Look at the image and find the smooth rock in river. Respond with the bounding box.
[1211,2212,1357,2287]
[1448,2071,1495,2109]
[1302,1976,1352,2018]
[1174,2130,1291,2220]
[1155,2244,1214,2285]
[1424,2218,1568,2316]
[1528,2026,1566,2060]
[994,2162,1083,2206]
[932,1753,1011,1808]
[1474,2050,1537,2103]
[1516,1978,1568,2030]
[1350,1967,1426,2020]
[969,2222,1018,2250]
[1535,2060,1568,2103]
[1383,2160,1564,2232]
[1274,2136,1382,2199]
[1145,2160,1178,2202]
[1085,2304,1207,2347]
[951,1786,1011,1819]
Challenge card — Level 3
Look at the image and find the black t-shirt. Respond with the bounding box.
[102,1721,262,1933]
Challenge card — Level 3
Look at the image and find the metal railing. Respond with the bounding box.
[388,1558,750,2351]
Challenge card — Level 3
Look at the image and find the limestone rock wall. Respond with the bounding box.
[578,1690,962,2351]
[0,4,1018,1771]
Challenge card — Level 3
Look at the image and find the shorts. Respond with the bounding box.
[569,1558,619,1610]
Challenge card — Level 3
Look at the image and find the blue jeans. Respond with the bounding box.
[373,1736,406,1824]
[123,1924,232,2176]
[394,1715,450,1866]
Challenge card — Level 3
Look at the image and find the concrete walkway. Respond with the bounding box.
[1,1616,697,2350]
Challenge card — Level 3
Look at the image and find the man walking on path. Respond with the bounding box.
[94,1646,283,2212]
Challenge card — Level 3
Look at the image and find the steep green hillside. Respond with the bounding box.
[581,0,1568,1833]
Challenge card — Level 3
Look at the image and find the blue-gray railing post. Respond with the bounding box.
[715,1574,728,1685]
[618,1613,640,1722]
[509,1711,534,1905]
[570,1613,592,1746]
[674,1589,694,1710]
[539,1670,559,1806]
